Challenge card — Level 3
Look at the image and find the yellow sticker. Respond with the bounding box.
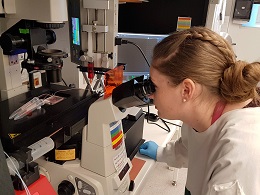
[8,133,21,139]
[55,149,76,161]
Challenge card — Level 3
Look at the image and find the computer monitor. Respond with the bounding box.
[117,33,167,81]
[118,0,209,34]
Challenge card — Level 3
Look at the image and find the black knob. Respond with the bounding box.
[46,30,56,45]
[129,180,135,191]
[58,180,75,195]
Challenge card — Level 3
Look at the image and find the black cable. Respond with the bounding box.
[115,37,151,68]
[126,41,150,67]
[161,118,182,128]
[144,104,171,133]
[144,108,182,129]
[62,78,68,87]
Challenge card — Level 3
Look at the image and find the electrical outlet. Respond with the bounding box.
[8,55,19,66]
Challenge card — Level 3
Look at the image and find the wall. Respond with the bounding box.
[51,1,260,88]
[225,0,260,62]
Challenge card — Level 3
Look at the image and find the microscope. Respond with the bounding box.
[0,0,68,100]
[32,0,154,192]
[0,0,156,194]
[0,1,99,157]
[3,74,155,195]
[34,75,155,195]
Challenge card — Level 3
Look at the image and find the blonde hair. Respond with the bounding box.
[152,26,260,103]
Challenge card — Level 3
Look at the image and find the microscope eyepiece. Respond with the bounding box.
[133,78,155,99]
[112,76,155,109]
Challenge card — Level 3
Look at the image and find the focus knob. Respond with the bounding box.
[58,180,75,195]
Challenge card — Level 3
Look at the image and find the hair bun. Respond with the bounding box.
[220,60,260,102]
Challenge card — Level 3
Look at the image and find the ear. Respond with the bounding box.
[181,78,196,102]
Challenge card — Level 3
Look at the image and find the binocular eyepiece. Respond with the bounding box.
[112,75,155,109]
[133,77,155,100]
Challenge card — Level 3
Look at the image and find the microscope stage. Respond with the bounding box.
[0,84,99,152]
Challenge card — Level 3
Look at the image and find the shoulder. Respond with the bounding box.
[213,107,260,151]
[207,108,260,182]
[217,107,260,134]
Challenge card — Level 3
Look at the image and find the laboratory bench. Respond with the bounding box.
[130,106,182,195]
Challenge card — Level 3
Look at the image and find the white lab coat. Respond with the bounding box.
[157,107,260,195]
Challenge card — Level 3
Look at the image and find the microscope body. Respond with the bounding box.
[36,96,132,195]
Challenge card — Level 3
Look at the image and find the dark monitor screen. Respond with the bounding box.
[118,0,210,34]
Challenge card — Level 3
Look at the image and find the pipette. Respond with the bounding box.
[9,97,45,120]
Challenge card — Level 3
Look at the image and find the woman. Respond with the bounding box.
[139,26,260,194]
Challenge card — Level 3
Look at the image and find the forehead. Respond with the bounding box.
[150,67,170,84]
